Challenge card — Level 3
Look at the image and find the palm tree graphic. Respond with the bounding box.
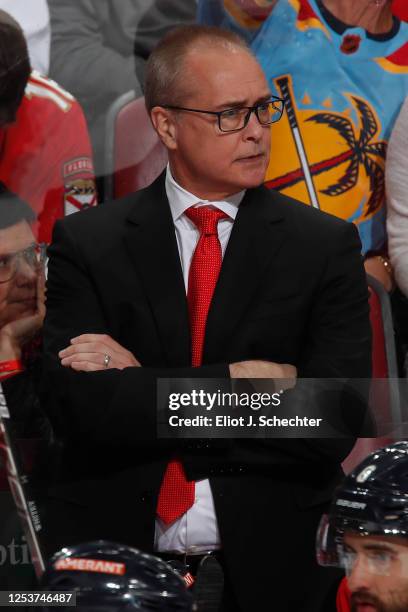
[266,95,387,216]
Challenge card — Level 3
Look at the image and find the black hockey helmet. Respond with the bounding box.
[317,441,408,568]
[40,540,195,611]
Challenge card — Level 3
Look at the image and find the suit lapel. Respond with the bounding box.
[204,186,287,363]
[123,177,287,367]
[123,174,191,366]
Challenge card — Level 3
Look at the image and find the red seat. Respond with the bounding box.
[105,92,168,200]
[342,274,400,473]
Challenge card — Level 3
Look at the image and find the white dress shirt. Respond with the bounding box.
[154,165,245,554]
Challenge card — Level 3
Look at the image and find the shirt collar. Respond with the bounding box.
[165,164,245,222]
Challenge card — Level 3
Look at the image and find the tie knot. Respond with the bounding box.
[185,205,229,236]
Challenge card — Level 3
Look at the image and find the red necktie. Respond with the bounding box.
[156,205,228,525]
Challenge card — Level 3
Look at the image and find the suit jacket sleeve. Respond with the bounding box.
[42,219,229,448]
[292,220,372,461]
[184,218,371,480]
[299,221,371,380]
[48,0,143,112]
[42,205,371,472]
[48,0,197,115]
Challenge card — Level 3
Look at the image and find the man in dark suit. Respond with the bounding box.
[42,25,371,612]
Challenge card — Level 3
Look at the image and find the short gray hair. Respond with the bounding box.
[144,25,250,111]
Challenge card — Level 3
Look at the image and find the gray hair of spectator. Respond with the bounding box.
[0,182,35,230]
[144,25,251,111]
[0,10,31,117]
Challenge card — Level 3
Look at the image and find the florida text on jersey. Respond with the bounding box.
[0,71,97,243]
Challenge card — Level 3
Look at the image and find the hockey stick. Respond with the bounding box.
[0,384,45,579]
[276,76,320,209]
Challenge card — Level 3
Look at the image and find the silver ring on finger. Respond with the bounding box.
[103,354,111,368]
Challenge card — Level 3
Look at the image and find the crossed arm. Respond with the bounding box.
[43,214,371,470]
[58,332,296,381]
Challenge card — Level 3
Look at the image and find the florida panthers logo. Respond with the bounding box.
[64,178,97,215]
[63,156,97,215]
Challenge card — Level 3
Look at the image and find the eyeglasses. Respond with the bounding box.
[161,97,285,132]
[0,243,46,283]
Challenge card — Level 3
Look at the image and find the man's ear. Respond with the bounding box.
[150,107,178,150]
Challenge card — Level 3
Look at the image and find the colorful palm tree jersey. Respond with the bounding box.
[198,0,408,253]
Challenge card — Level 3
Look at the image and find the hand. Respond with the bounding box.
[0,270,45,362]
[364,256,393,292]
[59,333,141,372]
[229,359,297,391]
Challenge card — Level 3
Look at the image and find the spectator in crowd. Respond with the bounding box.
[385,96,408,374]
[48,0,198,178]
[0,185,51,589]
[199,0,408,291]
[0,0,50,74]
[42,25,371,612]
[386,96,408,299]
[0,183,50,466]
[317,441,408,612]
[0,10,97,245]
[0,190,44,381]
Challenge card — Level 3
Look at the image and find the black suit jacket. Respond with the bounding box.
[42,174,371,611]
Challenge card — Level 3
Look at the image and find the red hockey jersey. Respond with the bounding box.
[337,577,351,612]
[0,72,97,243]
